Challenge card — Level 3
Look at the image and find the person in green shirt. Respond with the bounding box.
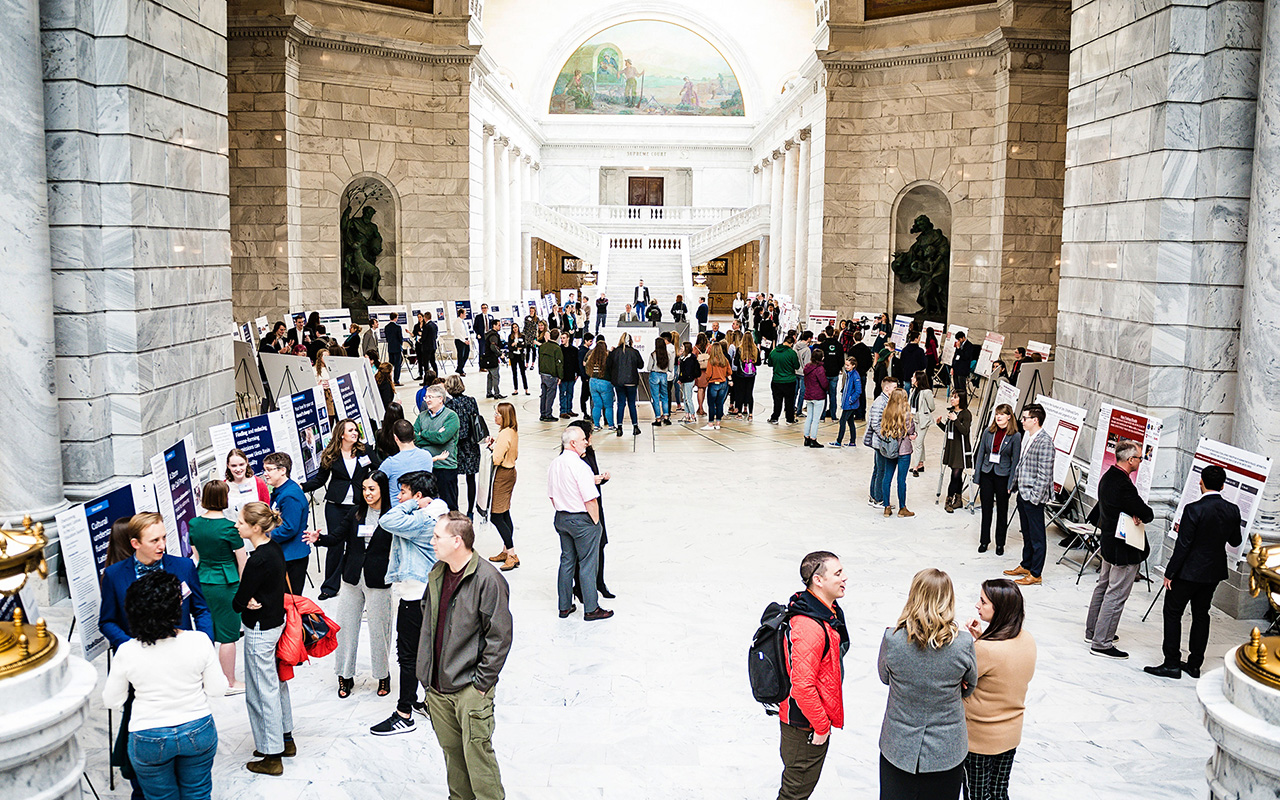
[768,336,801,425]
[414,384,461,511]
[187,479,248,693]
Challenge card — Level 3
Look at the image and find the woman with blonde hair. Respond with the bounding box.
[733,334,759,421]
[605,332,644,436]
[877,568,976,799]
[878,388,917,517]
[485,402,521,570]
[702,341,731,430]
[584,338,614,430]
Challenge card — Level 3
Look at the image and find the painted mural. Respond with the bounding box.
[549,21,744,117]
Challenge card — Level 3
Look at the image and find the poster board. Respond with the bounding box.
[55,479,158,661]
[278,387,333,482]
[259,352,317,400]
[368,304,407,345]
[209,411,305,485]
[985,380,1020,427]
[237,321,253,343]
[452,300,473,321]
[1169,438,1272,561]
[808,310,837,332]
[889,315,913,349]
[328,355,385,421]
[1034,395,1088,492]
[1085,404,1163,500]
[941,324,969,367]
[1014,361,1053,413]
[150,434,200,559]
[522,290,540,315]
[1026,340,1052,360]
[232,339,264,399]
[254,316,270,340]
[332,371,373,442]
[922,320,945,340]
[317,307,352,336]
[975,332,1005,378]
[599,328,650,364]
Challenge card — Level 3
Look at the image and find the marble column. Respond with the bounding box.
[752,165,762,206]
[793,130,812,314]
[493,136,510,304]
[1236,0,1280,543]
[759,159,774,292]
[780,139,799,302]
[507,147,523,302]
[525,163,539,290]
[482,125,498,305]
[0,0,65,521]
[767,151,784,295]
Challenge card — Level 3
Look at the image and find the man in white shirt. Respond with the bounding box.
[546,427,612,621]
[451,310,471,376]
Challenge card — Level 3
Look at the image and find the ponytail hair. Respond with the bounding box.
[241,501,282,534]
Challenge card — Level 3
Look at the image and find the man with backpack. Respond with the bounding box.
[757,551,849,800]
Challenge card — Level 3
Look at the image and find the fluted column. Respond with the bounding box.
[767,151,784,295]
[507,147,523,301]
[493,136,510,303]
[793,129,812,314]
[482,124,498,304]
[0,0,64,520]
[759,159,774,292]
[780,139,799,301]
[525,163,539,290]
[1236,0,1280,543]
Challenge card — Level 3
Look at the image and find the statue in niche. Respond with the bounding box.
[890,214,950,318]
[340,182,391,315]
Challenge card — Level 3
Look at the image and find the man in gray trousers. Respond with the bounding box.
[546,426,613,621]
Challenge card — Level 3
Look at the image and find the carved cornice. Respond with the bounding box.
[229,16,479,67]
[820,31,1068,74]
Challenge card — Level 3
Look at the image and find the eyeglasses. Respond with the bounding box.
[263,465,284,473]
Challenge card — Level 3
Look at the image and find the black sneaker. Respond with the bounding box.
[370,712,416,736]
[1090,646,1129,660]
[411,701,429,718]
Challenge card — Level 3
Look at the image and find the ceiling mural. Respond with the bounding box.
[549,20,744,117]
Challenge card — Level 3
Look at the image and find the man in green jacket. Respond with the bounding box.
[537,328,563,422]
[768,336,800,425]
[414,384,461,510]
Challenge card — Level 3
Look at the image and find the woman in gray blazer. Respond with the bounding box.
[971,403,1021,555]
[878,568,977,800]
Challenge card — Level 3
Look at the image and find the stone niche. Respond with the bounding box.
[340,175,400,318]
[891,182,952,319]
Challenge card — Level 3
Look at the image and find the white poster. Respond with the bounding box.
[599,328,650,363]
[209,410,304,485]
[1169,438,1272,561]
[278,386,333,482]
[1085,403,1163,500]
[808,310,837,332]
[975,332,1005,378]
[316,307,352,336]
[328,356,384,421]
[986,380,1020,427]
[941,324,969,367]
[522,290,540,315]
[258,352,317,400]
[1034,394,1088,492]
[150,434,200,559]
[368,304,408,344]
[254,316,270,340]
[890,315,913,349]
[1026,340,1052,360]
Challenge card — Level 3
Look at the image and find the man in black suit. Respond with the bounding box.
[695,297,709,333]
[385,314,404,385]
[473,304,493,361]
[1145,465,1242,679]
[415,313,438,377]
[950,332,976,402]
[633,281,650,320]
[896,330,926,385]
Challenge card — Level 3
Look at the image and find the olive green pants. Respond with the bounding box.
[425,686,505,800]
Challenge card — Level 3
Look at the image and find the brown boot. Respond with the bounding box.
[898,508,915,518]
[488,549,508,563]
[246,755,283,775]
[500,553,520,571]
[943,495,956,512]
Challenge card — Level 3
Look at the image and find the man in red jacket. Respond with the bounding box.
[777,551,849,800]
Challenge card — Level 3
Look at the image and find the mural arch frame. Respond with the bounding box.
[338,171,403,316]
[888,180,953,324]
[533,2,764,122]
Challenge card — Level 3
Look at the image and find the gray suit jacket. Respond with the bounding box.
[1012,428,1055,505]
[878,626,976,774]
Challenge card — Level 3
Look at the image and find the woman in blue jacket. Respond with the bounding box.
[830,355,863,447]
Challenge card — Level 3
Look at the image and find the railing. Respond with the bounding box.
[552,205,744,224]
[688,204,771,263]
[608,236,685,251]
[523,202,602,261]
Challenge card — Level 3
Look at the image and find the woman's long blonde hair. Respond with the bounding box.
[708,341,730,368]
[880,388,911,439]
[895,568,958,649]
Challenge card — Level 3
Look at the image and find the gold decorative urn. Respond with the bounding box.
[0,516,57,678]
[1238,533,1280,689]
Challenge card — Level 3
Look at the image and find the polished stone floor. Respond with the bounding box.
[68,368,1258,799]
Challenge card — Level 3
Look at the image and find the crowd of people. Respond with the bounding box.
[100,302,1245,800]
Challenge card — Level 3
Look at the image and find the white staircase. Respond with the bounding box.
[602,242,688,318]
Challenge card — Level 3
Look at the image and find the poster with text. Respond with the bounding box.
[889,315,913,349]
[986,381,1020,427]
[1086,404,1163,500]
[1169,438,1272,561]
[238,321,253,343]
[56,478,158,661]
[453,300,473,321]
[808,310,837,332]
[317,307,352,336]
[209,411,303,484]
[279,387,332,482]
[975,332,1005,378]
[1027,340,1052,360]
[1034,395,1088,491]
[333,372,371,442]
[150,435,199,559]
[853,311,881,331]
[941,324,969,367]
[368,304,407,345]
[922,320,945,342]
[254,316,270,341]
[522,290,540,315]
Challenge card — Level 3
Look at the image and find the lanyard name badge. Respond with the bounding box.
[359,524,376,539]
[989,440,1001,464]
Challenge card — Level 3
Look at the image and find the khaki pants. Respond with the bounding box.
[426,686,505,800]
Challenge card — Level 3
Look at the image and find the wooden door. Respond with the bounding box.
[628,176,664,206]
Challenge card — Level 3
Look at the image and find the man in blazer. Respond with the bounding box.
[696,297,710,333]
[1145,465,1242,679]
[633,280,650,320]
[384,314,404,385]
[362,316,380,360]
[1004,403,1056,586]
[1083,439,1155,658]
[472,304,493,361]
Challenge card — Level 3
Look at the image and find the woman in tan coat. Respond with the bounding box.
[963,578,1037,799]
[485,402,520,571]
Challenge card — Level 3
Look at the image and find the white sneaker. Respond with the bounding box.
[701,425,715,431]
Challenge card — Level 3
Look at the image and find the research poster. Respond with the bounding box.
[453,300,473,321]
[279,387,332,482]
[1086,404,1163,500]
[1034,395,1088,491]
[56,479,159,661]
[150,434,199,559]
[922,320,945,345]
[522,290,540,314]
[254,316,270,340]
[317,307,352,335]
[808,310,837,332]
[889,315,913,349]
[986,381,1020,426]
[975,332,1006,378]
[368,304,407,345]
[1169,438,1272,561]
[941,324,969,367]
[333,371,372,442]
[209,411,303,484]
[1027,340,1052,360]
[238,321,253,343]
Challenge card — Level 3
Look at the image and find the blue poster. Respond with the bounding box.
[230,414,276,475]
[159,438,196,558]
[84,484,139,578]
[289,389,329,481]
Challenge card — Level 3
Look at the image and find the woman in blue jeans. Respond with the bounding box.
[647,336,674,425]
[103,571,224,800]
[584,339,614,430]
[878,387,918,517]
[606,333,645,436]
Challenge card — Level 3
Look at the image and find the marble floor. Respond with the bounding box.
[64,370,1260,799]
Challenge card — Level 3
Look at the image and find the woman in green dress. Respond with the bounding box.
[188,480,248,694]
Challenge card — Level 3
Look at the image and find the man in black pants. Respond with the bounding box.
[370,471,446,735]
[1145,465,1242,679]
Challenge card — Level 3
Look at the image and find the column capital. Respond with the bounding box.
[784,138,796,150]
[753,165,760,174]
[497,135,510,147]
[523,155,532,165]
[533,162,541,170]
[799,127,812,142]
[771,149,783,161]
[483,123,495,136]
[511,145,521,157]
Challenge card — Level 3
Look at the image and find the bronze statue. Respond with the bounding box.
[340,183,389,313]
[890,214,950,318]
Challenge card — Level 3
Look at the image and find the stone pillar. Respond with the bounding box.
[508,147,523,302]
[752,165,762,206]
[525,163,539,290]
[759,159,774,292]
[767,151,784,295]
[780,139,799,301]
[0,0,64,521]
[793,130,812,314]
[493,136,510,304]
[482,124,498,306]
[1237,0,1280,543]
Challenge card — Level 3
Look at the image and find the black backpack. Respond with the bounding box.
[747,601,830,714]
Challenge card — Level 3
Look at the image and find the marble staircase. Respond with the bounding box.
[601,244,687,320]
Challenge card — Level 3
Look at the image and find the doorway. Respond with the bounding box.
[628,176,664,206]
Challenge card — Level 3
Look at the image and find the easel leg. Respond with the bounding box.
[1141,582,1165,622]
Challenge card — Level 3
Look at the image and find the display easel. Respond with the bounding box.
[934,417,975,508]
